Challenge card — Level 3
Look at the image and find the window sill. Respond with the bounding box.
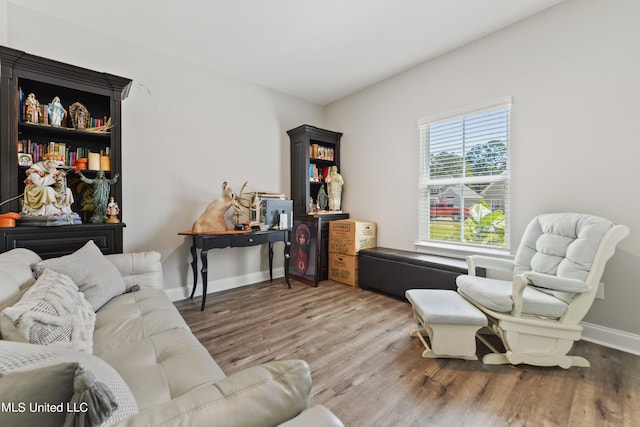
[414,240,512,260]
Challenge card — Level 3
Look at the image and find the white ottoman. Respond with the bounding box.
[406,289,487,360]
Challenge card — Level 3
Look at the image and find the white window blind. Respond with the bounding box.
[418,98,511,249]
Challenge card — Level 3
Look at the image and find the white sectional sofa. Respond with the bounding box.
[0,241,343,427]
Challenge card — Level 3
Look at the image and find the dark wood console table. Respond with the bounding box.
[178,229,291,310]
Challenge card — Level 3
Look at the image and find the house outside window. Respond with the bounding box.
[418,97,511,250]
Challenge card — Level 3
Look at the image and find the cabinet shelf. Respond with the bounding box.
[18,122,110,140]
[310,157,335,166]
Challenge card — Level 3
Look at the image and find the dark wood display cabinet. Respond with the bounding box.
[0,46,131,256]
[288,125,349,285]
[288,124,343,216]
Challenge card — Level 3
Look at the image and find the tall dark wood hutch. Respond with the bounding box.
[0,46,131,258]
[288,124,349,284]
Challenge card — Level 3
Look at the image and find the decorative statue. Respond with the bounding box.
[48,96,65,127]
[22,153,75,216]
[317,185,328,211]
[192,181,250,233]
[78,171,119,223]
[105,196,120,224]
[69,102,89,129]
[325,165,344,211]
[24,93,41,123]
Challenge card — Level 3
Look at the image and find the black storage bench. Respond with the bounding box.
[358,247,485,299]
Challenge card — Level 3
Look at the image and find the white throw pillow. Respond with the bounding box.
[0,268,95,353]
[35,240,126,311]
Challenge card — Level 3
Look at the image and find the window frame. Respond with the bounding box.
[416,97,512,256]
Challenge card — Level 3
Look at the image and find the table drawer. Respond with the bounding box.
[230,233,269,247]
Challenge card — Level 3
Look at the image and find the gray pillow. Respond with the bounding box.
[0,362,75,427]
[0,340,138,426]
[35,241,126,311]
[0,268,95,353]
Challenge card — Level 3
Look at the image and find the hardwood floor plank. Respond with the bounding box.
[175,279,640,427]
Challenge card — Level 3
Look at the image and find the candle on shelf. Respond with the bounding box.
[88,152,100,170]
[100,155,111,171]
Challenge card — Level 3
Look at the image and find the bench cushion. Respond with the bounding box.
[406,289,487,326]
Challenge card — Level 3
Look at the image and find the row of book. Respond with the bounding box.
[18,139,110,167]
[309,164,332,182]
[309,144,335,161]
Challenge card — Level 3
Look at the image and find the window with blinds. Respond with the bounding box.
[418,98,511,249]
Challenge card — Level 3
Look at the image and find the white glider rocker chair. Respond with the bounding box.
[456,213,629,368]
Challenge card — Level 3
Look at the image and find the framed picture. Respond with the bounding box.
[18,153,33,166]
[290,215,321,286]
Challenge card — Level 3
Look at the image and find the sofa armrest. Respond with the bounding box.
[278,405,345,427]
[105,251,163,290]
[112,360,312,427]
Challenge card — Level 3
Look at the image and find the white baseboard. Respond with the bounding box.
[580,321,640,356]
[165,267,286,303]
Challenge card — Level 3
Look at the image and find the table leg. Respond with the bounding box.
[200,249,209,311]
[189,241,198,299]
[284,240,291,288]
[268,242,274,281]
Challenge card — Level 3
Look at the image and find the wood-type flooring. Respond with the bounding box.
[174,278,640,427]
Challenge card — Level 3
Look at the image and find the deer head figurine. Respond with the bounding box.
[192,181,250,233]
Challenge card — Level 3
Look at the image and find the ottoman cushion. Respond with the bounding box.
[406,289,487,326]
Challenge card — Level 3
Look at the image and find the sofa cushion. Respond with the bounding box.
[0,248,42,312]
[98,328,226,411]
[92,288,189,355]
[0,340,138,426]
[1,269,95,353]
[279,405,346,427]
[114,360,312,427]
[35,240,126,311]
[105,251,164,290]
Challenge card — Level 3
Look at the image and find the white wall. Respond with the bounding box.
[326,0,640,337]
[3,2,324,299]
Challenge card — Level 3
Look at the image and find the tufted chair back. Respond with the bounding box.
[514,213,613,280]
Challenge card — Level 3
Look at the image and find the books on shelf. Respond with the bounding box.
[309,143,334,161]
[309,164,331,182]
[18,138,110,167]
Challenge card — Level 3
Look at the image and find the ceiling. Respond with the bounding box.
[15,0,564,106]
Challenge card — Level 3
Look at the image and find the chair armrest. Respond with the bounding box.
[466,255,514,276]
[105,251,163,290]
[112,360,312,427]
[511,274,528,316]
[523,272,590,293]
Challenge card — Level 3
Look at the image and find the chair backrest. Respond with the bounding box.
[513,213,629,322]
[514,213,614,280]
